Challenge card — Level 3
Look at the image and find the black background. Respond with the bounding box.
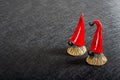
[0,0,120,80]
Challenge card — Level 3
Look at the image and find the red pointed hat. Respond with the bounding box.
[90,20,103,54]
[69,14,85,46]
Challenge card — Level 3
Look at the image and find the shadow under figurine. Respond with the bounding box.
[86,20,107,66]
[67,14,87,56]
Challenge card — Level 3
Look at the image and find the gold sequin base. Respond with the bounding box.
[86,54,107,66]
[67,46,87,56]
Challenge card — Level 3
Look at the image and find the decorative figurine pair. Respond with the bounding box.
[67,14,107,66]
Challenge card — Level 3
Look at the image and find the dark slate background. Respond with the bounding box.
[0,0,120,80]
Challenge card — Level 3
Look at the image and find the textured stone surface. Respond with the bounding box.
[0,0,120,80]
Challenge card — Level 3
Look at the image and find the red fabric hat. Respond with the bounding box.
[69,14,85,46]
[90,20,103,54]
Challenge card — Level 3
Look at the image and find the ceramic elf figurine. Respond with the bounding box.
[86,20,107,66]
[67,14,87,56]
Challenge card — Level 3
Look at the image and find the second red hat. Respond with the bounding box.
[89,20,103,54]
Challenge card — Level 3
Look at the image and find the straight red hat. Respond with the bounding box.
[89,20,103,54]
[69,14,85,46]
